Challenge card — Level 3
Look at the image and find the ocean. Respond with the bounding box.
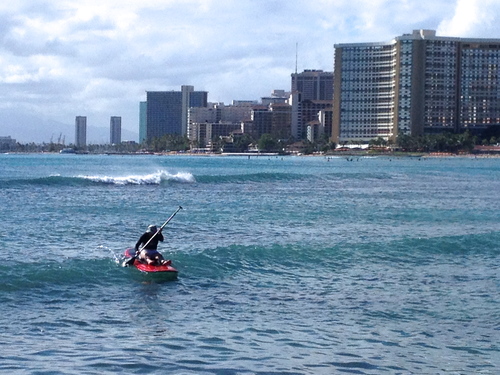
[0,153,498,374]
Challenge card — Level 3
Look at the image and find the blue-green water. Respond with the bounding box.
[0,154,499,374]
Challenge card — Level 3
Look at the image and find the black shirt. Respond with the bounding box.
[135,231,164,251]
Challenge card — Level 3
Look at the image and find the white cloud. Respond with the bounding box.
[1,0,500,142]
[438,0,498,37]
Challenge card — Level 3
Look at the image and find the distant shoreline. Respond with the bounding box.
[3,150,500,158]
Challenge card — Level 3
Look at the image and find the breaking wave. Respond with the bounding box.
[78,170,195,185]
[1,170,195,187]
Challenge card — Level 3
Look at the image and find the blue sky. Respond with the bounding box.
[1,0,499,142]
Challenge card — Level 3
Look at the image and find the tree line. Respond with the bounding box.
[391,129,498,153]
[146,128,499,154]
[3,126,499,154]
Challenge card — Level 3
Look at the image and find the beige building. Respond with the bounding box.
[332,30,500,144]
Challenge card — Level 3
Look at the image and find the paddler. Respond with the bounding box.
[135,224,171,266]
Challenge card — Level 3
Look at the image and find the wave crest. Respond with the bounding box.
[78,170,195,185]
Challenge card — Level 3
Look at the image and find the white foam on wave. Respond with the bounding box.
[78,170,195,185]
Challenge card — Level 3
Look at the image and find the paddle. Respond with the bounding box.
[124,206,183,266]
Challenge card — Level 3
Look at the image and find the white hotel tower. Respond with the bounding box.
[332,30,500,144]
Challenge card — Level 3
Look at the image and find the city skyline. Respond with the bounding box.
[1,0,499,143]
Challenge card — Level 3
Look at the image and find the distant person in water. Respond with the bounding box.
[135,225,171,266]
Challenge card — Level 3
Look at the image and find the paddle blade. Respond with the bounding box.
[123,256,136,267]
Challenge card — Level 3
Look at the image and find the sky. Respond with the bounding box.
[1,0,499,143]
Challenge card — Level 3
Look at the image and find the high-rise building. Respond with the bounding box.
[291,70,333,139]
[187,102,255,144]
[459,41,500,133]
[75,116,87,148]
[332,39,397,143]
[220,103,253,123]
[189,122,242,148]
[332,30,500,144]
[110,116,121,144]
[245,103,293,141]
[145,85,208,141]
[270,103,292,140]
[251,106,273,139]
[291,70,334,101]
[139,101,147,143]
[299,100,333,138]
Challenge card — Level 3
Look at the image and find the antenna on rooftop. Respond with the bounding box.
[295,42,298,74]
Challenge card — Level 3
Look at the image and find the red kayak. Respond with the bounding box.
[124,248,178,281]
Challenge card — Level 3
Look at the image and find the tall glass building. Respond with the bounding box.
[110,116,121,144]
[139,101,147,144]
[75,116,87,148]
[145,85,208,141]
[332,30,500,144]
